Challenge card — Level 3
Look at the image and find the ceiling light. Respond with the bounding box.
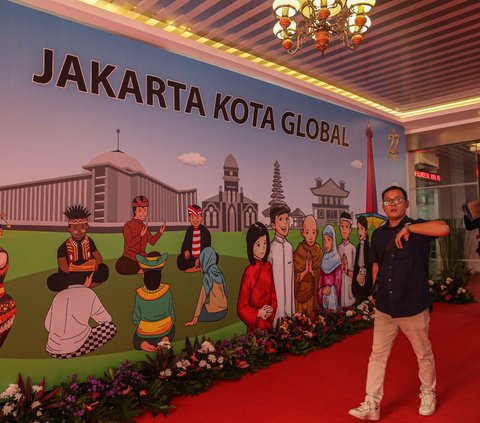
[272,0,376,55]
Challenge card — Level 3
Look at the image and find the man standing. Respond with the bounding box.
[116,196,165,275]
[349,186,449,420]
[268,204,294,324]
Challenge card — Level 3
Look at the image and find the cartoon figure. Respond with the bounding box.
[352,216,373,304]
[132,253,175,352]
[47,205,109,292]
[237,222,277,332]
[294,215,323,315]
[45,272,117,358]
[0,246,16,349]
[337,211,356,307]
[185,247,227,326]
[115,196,166,275]
[268,204,294,323]
[177,205,213,273]
[318,224,342,311]
[0,213,12,239]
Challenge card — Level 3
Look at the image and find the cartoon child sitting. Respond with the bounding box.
[177,205,214,273]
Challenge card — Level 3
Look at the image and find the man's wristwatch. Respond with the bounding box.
[404,222,412,233]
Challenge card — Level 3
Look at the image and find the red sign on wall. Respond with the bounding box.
[415,170,441,182]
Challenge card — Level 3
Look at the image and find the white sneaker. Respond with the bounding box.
[419,390,436,416]
[349,401,381,421]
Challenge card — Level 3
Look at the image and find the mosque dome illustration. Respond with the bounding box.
[0,148,196,228]
[85,150,146,174]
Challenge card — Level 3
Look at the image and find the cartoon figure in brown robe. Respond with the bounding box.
[293,214,323,315]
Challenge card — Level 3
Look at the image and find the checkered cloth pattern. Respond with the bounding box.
[49,322,117,359]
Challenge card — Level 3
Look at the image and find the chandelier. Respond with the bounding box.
[272,0,376,55]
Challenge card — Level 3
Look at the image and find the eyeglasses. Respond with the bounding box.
[382,197,405,207]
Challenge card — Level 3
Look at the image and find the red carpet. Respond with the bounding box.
[137,303,480,422]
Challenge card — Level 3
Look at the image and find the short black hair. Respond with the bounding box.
[382,185,408,201]
[64,204,91,219]
[67,271,90,286]
[357,215,368,230]
[143,269,162,291]
[246,222,271,265]
[269,204,291,224]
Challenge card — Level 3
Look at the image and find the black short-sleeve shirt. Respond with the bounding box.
[370,216,435,318]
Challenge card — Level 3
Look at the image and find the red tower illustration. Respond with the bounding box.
[356,123,385,228]
[365,123,377,214]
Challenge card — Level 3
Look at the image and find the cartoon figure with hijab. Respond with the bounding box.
[318,224,342,311]
[185,247,227,326]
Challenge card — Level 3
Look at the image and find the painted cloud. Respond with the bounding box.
[178,152,207,167]
[351,159,363,169]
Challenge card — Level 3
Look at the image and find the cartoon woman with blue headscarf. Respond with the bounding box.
[185,247,228,326]
[318,225,342,311]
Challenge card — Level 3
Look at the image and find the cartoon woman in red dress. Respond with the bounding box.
[0,243,16,348]
[237,222,277,332]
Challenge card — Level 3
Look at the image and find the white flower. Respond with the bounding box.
[199,360,207,368]
[31,401,41,409]
[0,384,19,399]
[346,310,354,317]
[36,410,43,417]
[217,356,224,364]
[440,285,446,290]
[158,340,172,350]
[446,277,453,284]
[159,368,172,378]
[14,393,23,401]
[207,354,217,363]
[31,385,43,394]
[357,303,367,311]
[199,341,215,354]
[206,363,212,369]
[303,331,313,338]
[176,359,191,369]
[428,280,434,286]
[2,403,14,415]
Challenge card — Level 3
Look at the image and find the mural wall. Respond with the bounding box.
[0,0,406,387]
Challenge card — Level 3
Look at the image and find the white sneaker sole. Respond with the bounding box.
[348,409,381,421]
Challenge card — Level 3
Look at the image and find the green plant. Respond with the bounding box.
[434,218,473,303]
[438,218,467,280]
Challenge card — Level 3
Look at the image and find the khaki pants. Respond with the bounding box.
[365,308,436,405]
